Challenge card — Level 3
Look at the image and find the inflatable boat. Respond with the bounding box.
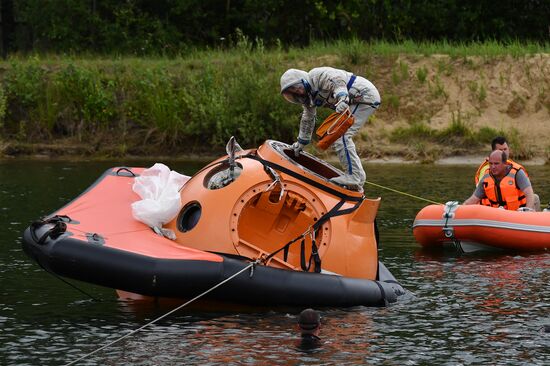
[23,139,405,308]
[413,202,550,253]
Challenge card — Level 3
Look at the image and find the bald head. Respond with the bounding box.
[488,150,508,178]
[489,149,507,163]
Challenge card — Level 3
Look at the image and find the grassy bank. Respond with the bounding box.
[0,39,548,161]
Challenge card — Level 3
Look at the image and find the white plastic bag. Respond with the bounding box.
[131,163,189,237]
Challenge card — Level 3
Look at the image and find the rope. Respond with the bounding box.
[34,258,101,302]
[50,270,100,302]
[29,216,100,300]
[64,260,257,366]
[364,180,442,205]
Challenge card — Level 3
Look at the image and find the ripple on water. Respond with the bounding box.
[2,162,550,365]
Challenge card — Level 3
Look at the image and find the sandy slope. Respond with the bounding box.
[356,53,550,163]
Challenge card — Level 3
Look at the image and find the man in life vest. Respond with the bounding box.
[280,67,381,190]
[474,136,526,184]
[464,150,537,211]
[474,136,540,210]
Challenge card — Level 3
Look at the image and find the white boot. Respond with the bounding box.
[331,136,365,191]
[329,174,363,191]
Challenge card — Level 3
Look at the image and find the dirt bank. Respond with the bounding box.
[354,53,549,163]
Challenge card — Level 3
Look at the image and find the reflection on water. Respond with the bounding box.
[1,160,549,365]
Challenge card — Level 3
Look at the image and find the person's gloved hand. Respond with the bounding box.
[335,95,349,113]
[291,141,305,157]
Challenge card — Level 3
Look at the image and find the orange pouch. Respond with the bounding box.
[315,110,355,150]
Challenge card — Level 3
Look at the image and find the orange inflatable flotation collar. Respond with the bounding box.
[315,110,354,150]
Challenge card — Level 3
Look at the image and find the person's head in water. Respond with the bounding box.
[298,308,321,337]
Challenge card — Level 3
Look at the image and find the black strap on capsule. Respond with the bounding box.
[29,215,71,245]
[242,152,363,203]
[262,197,364,272]
[374,281,389,307]
[299,234,322,273]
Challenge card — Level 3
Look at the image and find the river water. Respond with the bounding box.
[1,158,549,365]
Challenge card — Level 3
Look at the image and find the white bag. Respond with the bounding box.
[131,163,189,236]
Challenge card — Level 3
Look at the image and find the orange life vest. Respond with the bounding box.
[475,159,528,206]
[474,159,528,185]
[480,167,527,210]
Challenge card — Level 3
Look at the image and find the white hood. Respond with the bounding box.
[280,68,309,93]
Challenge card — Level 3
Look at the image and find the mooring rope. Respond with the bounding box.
[50,270,100,302]
[64,260,257,366]
[35,259,101,302]
[365,180,442,205]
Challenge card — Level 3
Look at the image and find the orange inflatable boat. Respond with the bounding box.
[23,139,405,308]
[413,202,550,252]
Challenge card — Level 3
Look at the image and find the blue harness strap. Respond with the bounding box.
[346,75,356,90]
[342,136,352,174]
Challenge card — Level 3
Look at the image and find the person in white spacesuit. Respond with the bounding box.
[280,67,380,190]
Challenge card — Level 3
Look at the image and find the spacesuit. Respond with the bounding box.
[280,67,380,189]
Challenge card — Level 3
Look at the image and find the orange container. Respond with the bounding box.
[315,110,354,150]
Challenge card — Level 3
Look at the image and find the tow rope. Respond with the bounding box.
[364,180,441,205]
[64,260,259,366]
[28,215,101,301]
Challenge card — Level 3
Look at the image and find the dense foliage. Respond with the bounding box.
[2,0,548,55]
[0,39,547,158]
[0,48,300,154]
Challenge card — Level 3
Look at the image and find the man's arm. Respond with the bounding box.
[464,181,485,205]
[463,194,481,205]
[297,105,317,144]
[515,170,535,210]
[522,185,535,210]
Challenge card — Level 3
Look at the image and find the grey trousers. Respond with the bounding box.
[331,103,378,186]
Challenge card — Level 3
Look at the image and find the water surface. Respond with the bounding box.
[1,159,549,365]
